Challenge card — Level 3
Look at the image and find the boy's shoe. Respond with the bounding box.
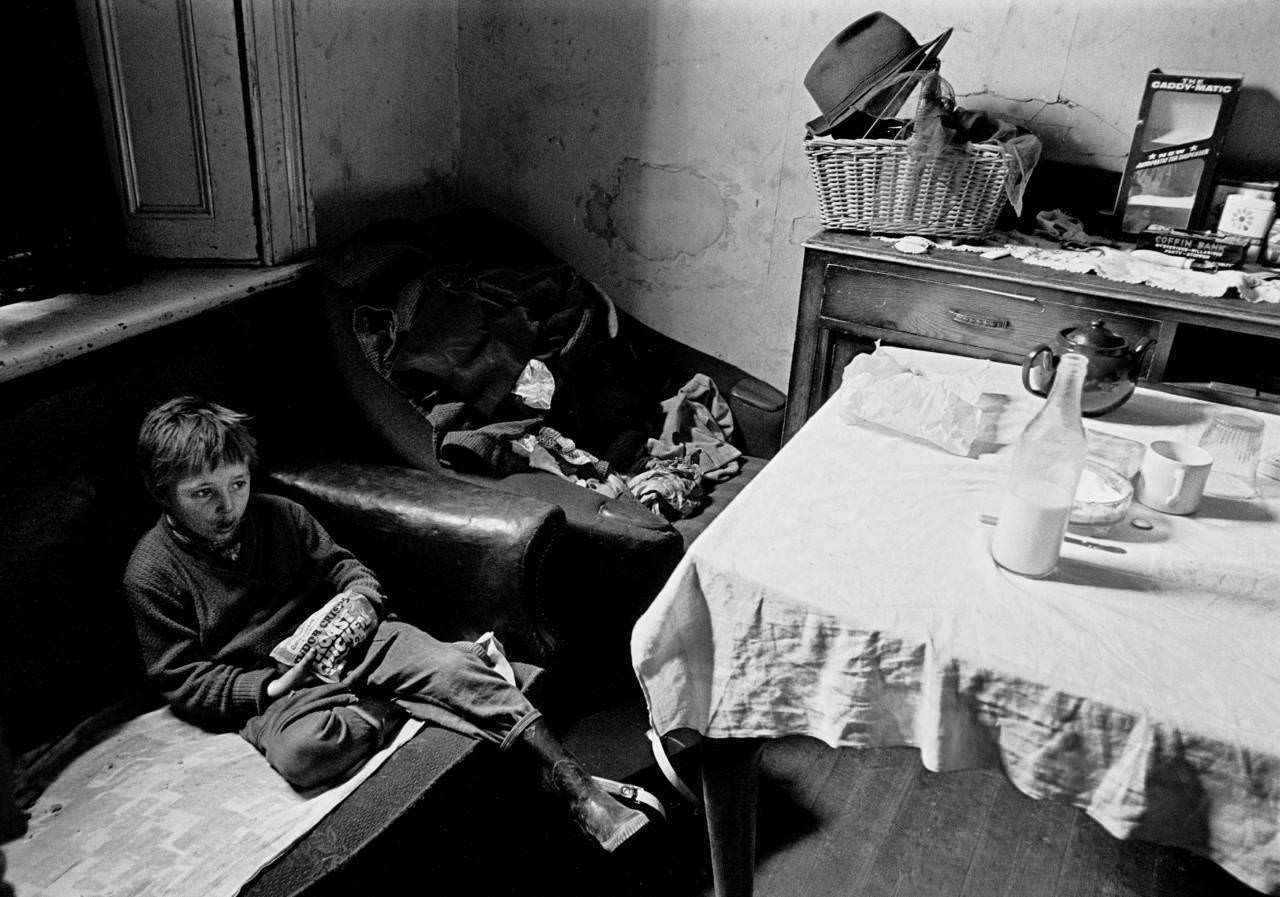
[545,759,650,853]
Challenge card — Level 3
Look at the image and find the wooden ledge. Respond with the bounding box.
[0,263,310,385]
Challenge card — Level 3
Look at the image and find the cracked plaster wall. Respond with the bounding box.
[455,0,1280,391]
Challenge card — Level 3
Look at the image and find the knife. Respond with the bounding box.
[979,515,1127,554]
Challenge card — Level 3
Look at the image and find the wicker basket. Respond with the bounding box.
[804,136,1011,238]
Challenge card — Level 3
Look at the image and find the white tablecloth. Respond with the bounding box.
[632,348,1280,894]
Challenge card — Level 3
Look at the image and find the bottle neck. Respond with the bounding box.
[1045,352,1088,423]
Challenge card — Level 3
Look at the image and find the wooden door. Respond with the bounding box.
[75,0,262,261]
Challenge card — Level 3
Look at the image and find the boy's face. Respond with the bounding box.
[163,461,251,546]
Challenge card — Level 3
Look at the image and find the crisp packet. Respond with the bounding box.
[270,590,377,683]
[839,350,987,455]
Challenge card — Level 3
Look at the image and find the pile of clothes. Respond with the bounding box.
[322,218,741,521]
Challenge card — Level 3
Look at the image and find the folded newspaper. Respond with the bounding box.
[270,591,377,682]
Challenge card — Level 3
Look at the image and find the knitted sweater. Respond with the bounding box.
[123,493,385,727]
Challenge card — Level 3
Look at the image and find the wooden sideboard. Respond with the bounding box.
[784,230,1280,442]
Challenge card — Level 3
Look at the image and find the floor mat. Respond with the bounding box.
[7,707,421,897]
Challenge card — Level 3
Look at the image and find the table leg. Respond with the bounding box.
[701,737,764,897]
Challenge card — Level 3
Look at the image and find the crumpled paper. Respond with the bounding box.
[514,358,555,409]
[840,350,987,455]
[475,631,517,687]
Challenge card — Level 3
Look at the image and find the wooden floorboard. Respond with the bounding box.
[431,725,1265,897]
[674,736,1265,897]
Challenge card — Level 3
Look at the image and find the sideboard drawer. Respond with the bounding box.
[787,232,1280,443]
[819,260,1163,364]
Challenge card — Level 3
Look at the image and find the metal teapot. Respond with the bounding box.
[1021,319,1156,417]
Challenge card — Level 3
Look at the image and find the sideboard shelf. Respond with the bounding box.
[785,230,1280,441]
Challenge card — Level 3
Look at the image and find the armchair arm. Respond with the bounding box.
[263,460,566,664]
[620,311,786,459]
[317,278,444,471]
[724,376,786,462]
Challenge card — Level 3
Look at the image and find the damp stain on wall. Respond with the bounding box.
[581,158,727,261]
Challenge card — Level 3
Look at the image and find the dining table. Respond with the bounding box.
[630,346,1280,897]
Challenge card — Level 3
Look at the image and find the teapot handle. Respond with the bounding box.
[1131,336,1156,372]
[1021,344,1054,398]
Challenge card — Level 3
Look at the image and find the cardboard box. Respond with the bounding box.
[1206,178,1279,231]
[1135,225,1250,265]
[1114,69,1242,237]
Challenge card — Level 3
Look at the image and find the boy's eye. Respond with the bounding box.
[231,480,248,491]
[190,489,211,499]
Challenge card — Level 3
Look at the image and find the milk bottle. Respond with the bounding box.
[992,352,1088,577]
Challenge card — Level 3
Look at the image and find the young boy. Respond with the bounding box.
[123,396,649,853]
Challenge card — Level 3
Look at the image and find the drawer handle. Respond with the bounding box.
[948,308,1010,330]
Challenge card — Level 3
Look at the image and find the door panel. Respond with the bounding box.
[76,0,259,261]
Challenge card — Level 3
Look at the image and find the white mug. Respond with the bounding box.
[1135,440,1213,515]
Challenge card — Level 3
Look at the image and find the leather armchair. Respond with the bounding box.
[263,459,565,664]
[247,461,567,896]
[307,210,786,703]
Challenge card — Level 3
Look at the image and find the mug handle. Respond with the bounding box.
[1167,468,1186,507]
[1021,345,1054,398]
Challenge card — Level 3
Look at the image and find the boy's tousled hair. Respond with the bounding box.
[137,396,258,497]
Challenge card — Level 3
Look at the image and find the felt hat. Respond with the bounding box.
[804,12,952,136]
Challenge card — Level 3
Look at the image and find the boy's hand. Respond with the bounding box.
[266,647,317,699]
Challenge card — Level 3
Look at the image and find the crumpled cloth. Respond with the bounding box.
[907,71,1041,215]
[618,373,746,519]
[876,230,1254,298]
[645,373,743,482]
[330,219,618,462]
[628,459,706,520]
[1241,275,1280,304]
[431,370,747,519]
[509,426,629,498]
[1003,242,1249,297]
[1090,249,1246,296]
[351,258,605,419]
[1034,208,1116,248]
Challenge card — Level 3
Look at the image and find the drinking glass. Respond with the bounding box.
[1198,409,1265,499]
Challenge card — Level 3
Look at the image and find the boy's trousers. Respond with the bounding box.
[240,620,541,789]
